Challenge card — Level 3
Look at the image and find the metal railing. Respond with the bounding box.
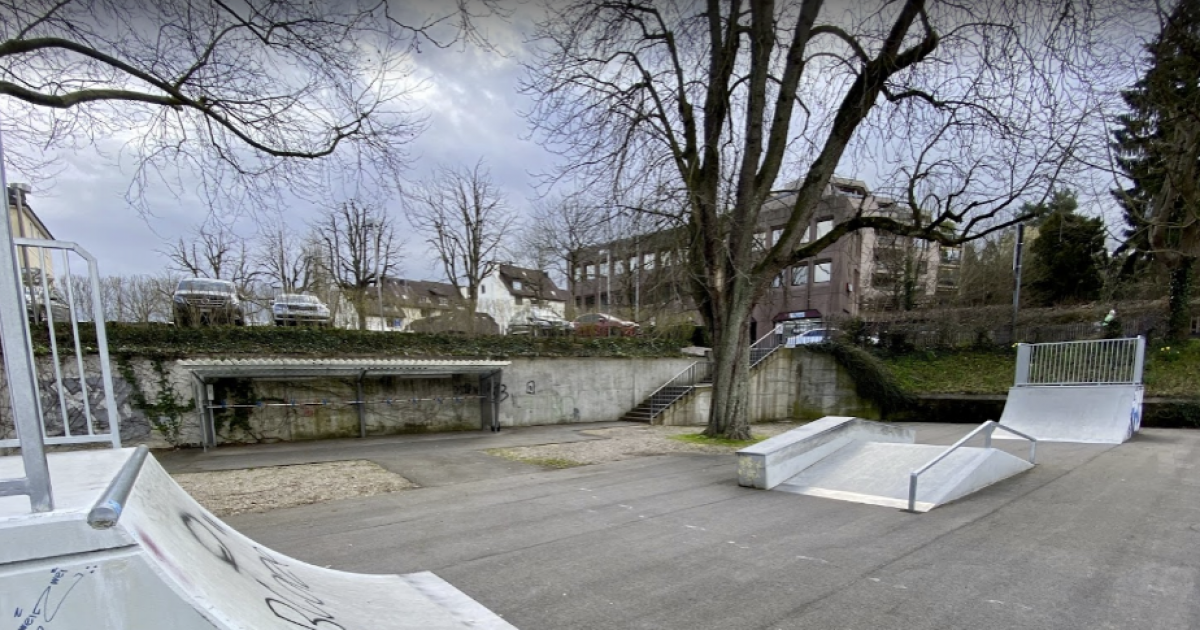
[750,324,784,368]
[0,233,120,513]
[1015,337,1145,387]
[907,420,1037,512]
[643,360,714,421]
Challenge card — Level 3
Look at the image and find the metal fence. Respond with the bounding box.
[0,235,120,513]
[1014,337,1146,387]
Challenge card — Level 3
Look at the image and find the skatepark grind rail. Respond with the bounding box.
[907,420,1036,512]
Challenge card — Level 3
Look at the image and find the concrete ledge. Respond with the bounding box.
[736,416,914,489]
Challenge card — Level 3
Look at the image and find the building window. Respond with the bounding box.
[585,295,596,307]
[754,231,767,251]
[814,260,832,283]
[644,252,656,270]
[438,297,448,306]
[800,224,811,244]
[583,264,594,279]
[419,296,430,304]
[601,292,609,306]
[792,265,808,286]
[513,279,523,291]
[772,273,783,288]
[629,256,638,271]
[575,296,582,308]
[771,227,784,246]
[816,218,833,241]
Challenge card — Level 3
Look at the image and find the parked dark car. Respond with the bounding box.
[508,311,574,336]
[574,313,640,337]
[271,293,331,326]
[173,278,245,326]
[410,312,500,335]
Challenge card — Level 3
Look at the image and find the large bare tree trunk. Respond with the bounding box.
[704,300,754,440]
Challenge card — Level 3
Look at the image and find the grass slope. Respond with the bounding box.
[882,340,1200,398]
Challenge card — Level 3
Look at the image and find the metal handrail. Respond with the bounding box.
[88,445,149,529]
[749,324,784,367]
[642,360,714,420]
[907,420,1037,512]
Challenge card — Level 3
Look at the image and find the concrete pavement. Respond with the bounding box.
[176,423,1200,629]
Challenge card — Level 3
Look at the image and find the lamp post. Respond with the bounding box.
[365,220,384,330]
[1011,223,1026,343]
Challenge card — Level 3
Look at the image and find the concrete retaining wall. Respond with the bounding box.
[657,349,879,426]
[1,350,877,448]
[499,357,696,427]
[1,355,698,448]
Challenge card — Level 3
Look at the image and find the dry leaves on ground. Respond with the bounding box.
[173,460,415,517]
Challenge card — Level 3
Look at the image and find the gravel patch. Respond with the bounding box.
[488,422,805,468]
[173,460,416,517]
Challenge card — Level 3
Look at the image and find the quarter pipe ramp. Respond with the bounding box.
[0,448,516,630]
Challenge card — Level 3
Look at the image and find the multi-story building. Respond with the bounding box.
[570,177,961,338]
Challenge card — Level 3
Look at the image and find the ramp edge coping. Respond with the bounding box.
[88,445,149,529]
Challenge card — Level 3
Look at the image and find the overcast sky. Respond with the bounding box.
[6,1,1158,280]
[14,3,553,281]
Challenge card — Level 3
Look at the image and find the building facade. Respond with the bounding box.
[570,177,961,337]
[476,264,569,334]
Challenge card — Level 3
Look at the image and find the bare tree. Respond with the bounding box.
[312,200,402,330]
[407,159,515,330]
[0,0,503,210]
[523,1,1125,438]
[161,222,258,289]
[257,217,317,294]
[518,194,611,297]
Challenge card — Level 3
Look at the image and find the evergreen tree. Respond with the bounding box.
[1025,190,1107,306]
[1113,0,1200,341]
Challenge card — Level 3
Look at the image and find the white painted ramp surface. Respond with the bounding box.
[0,450,517,630]
[775,441,1033,512]
[997,385,1143,444]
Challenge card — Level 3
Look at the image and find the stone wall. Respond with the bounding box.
[0,355,156,447]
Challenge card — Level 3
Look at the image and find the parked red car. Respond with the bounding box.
[574,313,640,337]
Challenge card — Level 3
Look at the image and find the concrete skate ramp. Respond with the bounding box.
[0,448,516,630]
[774,441,1033,512]
[996,385,1143,444]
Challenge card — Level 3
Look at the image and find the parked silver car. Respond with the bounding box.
[173,278,245,326]
[271,293,331,326]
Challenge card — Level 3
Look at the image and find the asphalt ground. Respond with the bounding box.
[163,423,1200,630]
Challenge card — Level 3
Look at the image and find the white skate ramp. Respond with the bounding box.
[996,385,1143,444]
[738,417,1034,512]
[774,441,1033,512]
[0,449,517,630]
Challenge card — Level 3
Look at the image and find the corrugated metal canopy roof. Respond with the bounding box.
[178,358,509,379]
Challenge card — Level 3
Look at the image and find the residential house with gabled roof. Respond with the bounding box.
[476,264,569,334]
[363,277,465,332]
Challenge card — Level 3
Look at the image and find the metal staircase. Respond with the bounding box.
[622,325,784,423]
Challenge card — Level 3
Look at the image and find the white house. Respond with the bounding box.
[476,264,569,334]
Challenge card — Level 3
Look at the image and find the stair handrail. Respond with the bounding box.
[906,420,1037,512]
[642,360,712,420]
[749,324,784,367]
